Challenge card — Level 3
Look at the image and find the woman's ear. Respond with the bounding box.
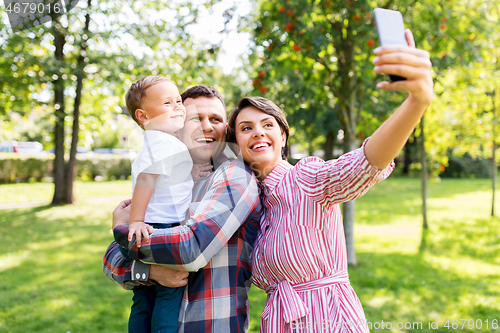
[281,132,287,147]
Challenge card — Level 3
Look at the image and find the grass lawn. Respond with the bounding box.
[1,177,499,332]
[0,180,132,205]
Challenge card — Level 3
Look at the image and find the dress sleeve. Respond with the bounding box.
[295,137,394,207]
[113,160,261,272]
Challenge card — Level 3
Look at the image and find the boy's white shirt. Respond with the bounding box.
[131,130,193,224]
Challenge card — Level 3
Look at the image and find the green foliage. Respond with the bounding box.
[0,153,50,183]
[76,154,132,181]
[0,106,53,147]
[0,1,247,146]
[246,0,497,160]
[426,61,500,176]
[399,1,498,176]
[0,153,132,183]
[441,153,492,179]
[0,0,241,160]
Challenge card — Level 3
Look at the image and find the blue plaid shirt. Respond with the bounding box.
[103,151,261,332]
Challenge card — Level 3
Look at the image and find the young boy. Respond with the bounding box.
[124,76,195,333]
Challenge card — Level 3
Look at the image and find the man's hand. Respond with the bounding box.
[128,221,154,248]
[150,265,189,288]
[112,199,131,229]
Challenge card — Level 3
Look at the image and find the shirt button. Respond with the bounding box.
[142,273,147,280]
[135,273,141,279]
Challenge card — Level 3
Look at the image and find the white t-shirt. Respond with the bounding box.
[131,130,193,225]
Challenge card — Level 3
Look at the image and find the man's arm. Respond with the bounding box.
[102,241,141,289]
[103,240,189,288]
[114,160,260,272]
[104,199,189,288]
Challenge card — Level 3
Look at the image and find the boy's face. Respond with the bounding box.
[136,81,186,134]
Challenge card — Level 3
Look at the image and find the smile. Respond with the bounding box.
[250,142,271,150]
[195,137,215,143]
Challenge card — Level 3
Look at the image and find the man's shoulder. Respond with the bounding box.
[216,158,249,171]
[210,158,257,188]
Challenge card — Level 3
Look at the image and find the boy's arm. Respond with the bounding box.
[364,29,433,170]
[113,161,260,272]
[128,173,157,247]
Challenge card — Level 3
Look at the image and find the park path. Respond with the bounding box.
[0,195,130,210]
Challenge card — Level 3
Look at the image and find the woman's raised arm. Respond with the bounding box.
[364,29,433,170]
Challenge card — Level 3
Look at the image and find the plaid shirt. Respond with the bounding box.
[103,151,261,333]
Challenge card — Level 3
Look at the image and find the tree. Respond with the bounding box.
[247,0,495,263]
[1,0,234,204]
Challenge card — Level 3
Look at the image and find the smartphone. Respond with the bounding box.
[373,8,408,82]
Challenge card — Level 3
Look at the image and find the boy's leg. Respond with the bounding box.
[151,285,185,333]
[129,285,156,333]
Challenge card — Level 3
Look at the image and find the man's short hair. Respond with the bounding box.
[125,76,171,129]
[181,84,226,109]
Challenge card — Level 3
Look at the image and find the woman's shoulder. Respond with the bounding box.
[293,155,328,171]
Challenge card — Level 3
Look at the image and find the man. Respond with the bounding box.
[103,85,261,332]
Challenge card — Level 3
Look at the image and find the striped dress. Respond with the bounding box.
[251,141,394,332]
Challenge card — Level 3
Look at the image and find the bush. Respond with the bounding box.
[0,153,51,183]
[0,153,132,183]
[440,152,492,178]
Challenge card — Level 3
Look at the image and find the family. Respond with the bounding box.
[103,29,433,333]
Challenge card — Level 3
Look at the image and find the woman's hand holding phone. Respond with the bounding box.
[373,29,434,108]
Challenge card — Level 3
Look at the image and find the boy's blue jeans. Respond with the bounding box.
[128,223,185,333]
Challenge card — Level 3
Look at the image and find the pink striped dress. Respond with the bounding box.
[251,141,394,333]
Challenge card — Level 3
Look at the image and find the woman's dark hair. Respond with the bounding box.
[227,96,289,160]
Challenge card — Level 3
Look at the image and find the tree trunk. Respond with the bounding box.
[403,137,411,175]
[334,18,358,264]
[65,0,91,203]
[342,99,358,265]
[342,130,358,265]
[324,131,335,161]
[51,18,67,205]
[420,116,428,229]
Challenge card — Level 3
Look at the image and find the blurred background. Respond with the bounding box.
[1,0,499,332]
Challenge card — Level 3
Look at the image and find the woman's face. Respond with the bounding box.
[234,106,286,180]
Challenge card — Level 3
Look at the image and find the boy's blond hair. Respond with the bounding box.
[125,76,172,129]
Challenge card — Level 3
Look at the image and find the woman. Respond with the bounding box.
[227,30,433,332]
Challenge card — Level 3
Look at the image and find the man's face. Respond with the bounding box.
[179,97,227,164]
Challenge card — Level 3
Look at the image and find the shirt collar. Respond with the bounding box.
[262,160,292,194]
[212,151,229,169]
